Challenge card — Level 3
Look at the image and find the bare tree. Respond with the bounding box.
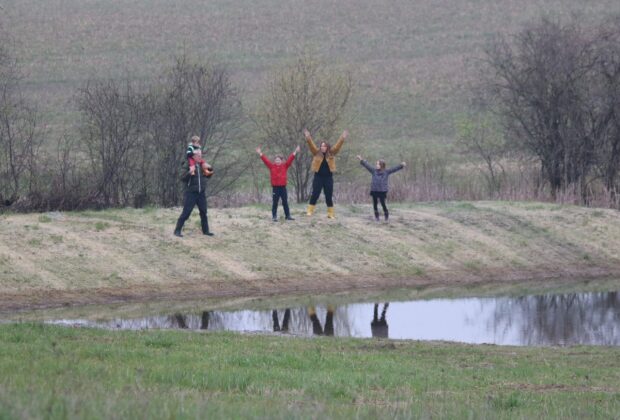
[78,79,149,207]
[481,19,602,200]
[456,113,506,196]
[254,52,352,202]
[0,39,41,207]
[76,55,246,209]
[593,18,620,199]
[151,55,247,206]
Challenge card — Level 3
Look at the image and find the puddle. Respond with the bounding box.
[43,290,620,346]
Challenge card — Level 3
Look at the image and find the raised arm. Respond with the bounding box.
[331,130,348,155]
[304,129,319,155]
[284,153,295,168]
[257,147,273,168]
[358,157,374,173]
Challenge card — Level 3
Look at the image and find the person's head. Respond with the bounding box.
[376,159,386,170]
[274,154,284,165]
[191,135,201,145]
[320,141,330,154]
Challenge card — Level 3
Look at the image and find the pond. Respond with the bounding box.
[45,290,620,346]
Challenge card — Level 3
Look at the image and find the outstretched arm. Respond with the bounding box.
[387,162,406,174]
[304,129,319,155]
[331,130,348,155]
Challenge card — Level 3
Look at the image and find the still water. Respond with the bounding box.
[48,291,620,346]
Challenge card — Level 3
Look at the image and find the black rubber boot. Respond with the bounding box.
[202,216,213,236]
[374,211,380,221]
[174,221,183,237]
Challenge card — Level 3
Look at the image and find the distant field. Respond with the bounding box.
[4,0,620,157]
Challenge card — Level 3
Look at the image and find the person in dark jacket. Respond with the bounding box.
[256,145,300,221]
[174,149,214,237]
[357,155,406,221]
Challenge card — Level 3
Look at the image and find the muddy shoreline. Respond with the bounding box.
[2,265,618,313]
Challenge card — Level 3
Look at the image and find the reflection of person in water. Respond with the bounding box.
[371,303,389,338]
[308,305,335,336]
[172,313,188,329]
[272,309,291,332]
[200,311,212,330]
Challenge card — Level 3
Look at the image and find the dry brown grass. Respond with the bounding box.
[1,201,619,310]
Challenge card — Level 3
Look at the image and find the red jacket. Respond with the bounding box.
[261,153,295,186]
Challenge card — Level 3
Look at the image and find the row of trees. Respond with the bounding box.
[5,18,620,211]
[465,17,620,204]
[77,56,246,208]
[0,44,352,210]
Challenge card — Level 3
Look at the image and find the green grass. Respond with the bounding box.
[0,323,618,418]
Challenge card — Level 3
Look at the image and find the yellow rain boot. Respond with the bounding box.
[306,204,316,216]
[327,207,336,219]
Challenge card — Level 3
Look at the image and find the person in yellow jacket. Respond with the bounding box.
[303,128,349,218]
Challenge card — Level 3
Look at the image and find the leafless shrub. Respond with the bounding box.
[0,39,42,207]
[480,17,620,205]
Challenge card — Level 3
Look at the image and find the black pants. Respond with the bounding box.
[272,186,291,218]
[175,190,209,233]
[309,174,334,206]
[371,191,388,218]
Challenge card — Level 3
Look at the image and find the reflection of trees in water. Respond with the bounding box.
[491,292,620,345]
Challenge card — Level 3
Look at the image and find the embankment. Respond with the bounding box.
[1,201,619,310]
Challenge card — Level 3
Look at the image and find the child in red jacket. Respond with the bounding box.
[257,145,300,221]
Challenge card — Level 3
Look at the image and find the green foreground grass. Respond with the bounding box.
[0,323,618,419]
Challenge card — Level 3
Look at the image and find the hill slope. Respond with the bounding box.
[1,201,619,310]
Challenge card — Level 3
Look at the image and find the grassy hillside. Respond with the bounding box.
[1,323,619,418]
[4,0,620,156]
[1,201,620,310]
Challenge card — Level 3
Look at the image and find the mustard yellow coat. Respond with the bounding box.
[306,133,346,173]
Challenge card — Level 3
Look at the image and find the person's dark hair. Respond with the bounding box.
[320,141,331,154]
[378,159,386,170]
[275,154,284,160]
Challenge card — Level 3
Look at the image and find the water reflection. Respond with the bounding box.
[371,303,389,338]
[46,291,620,346]
[309,306,334,336]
